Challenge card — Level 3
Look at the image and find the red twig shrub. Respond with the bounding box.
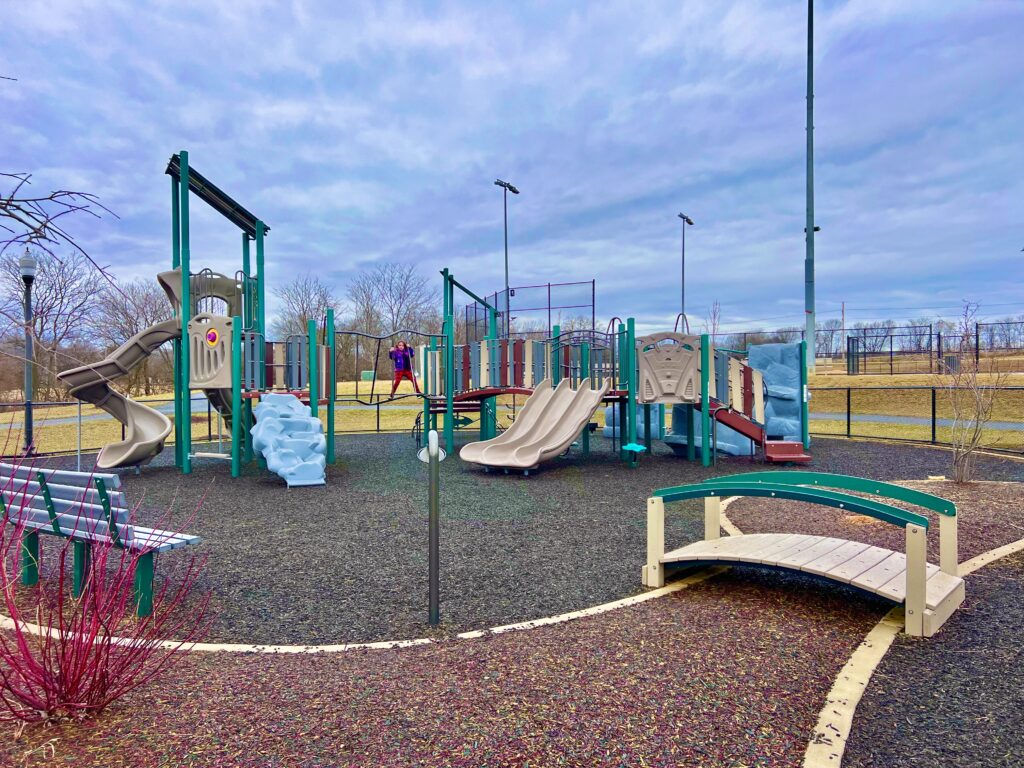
[0,455,210,725]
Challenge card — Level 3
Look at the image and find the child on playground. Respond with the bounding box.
[389,340,420,396]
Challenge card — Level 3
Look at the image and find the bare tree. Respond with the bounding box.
[1,172,115,276]
[703,300,722,338]
[89,278,174,395]
[939,302,1007,483]
[271,273,340,339]
[816,318,843,357]
[0,250,105,399]
[345,264,435,336]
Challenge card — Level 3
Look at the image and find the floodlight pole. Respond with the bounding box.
[678,213,694,319]
[494,179,519,338]
[804,0,817,372]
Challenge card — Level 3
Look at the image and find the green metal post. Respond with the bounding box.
[481,305,498,441]
[134,551,154,618]
[20,531,39,586]
[72,541,91,598]
[424,336,436,447]
[171,176,183,468]
[580,342,590,455]
[241,231,255,466]
[179,151,192,475]
[307,318,318,418]
[800,339,811,450]
[552,324,561,385]
[700,333,711,467]
[643,404,652,452]
[256,220,266,389]
[442,270,455,451]
[231,316,242,478]
[804,0,817,374]
[685,404,695,461]
[326,308,336,463]
[242,234,252,328]
[626,318,639,466]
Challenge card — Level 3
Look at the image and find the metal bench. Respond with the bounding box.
[0,461,201,616]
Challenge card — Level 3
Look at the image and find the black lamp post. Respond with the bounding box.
[677,213,694,319]
[494,179,519,337]
[19,251,37,455]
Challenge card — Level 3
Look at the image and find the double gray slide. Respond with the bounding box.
[459,378,610,471]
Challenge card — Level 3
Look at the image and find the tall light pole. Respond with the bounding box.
[804,0,817,372]
[678,213,694,320]
[494,179,519,338]
[19,250,38,455]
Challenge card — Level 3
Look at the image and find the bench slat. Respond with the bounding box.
[0,462,121,491]
[2,489,130,525]
[6,507,132,544]
[1,476,127,510]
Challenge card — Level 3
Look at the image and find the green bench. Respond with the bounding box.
[1,461,201,616]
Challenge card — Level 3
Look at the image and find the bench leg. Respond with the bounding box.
[134,551,154,618]
[20,531,40,586]
[72,541,92,598]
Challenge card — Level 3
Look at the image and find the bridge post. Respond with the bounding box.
[704,496,722,541]
[904,524,927,636]
[939,514,959,576]
[643,496,665,588]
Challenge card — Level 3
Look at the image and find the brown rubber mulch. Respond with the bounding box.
[5,567,890,768]
[843,550,1024,768]
[724,480,1024,562]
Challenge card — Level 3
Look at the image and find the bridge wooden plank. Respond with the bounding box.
[747,534,817,563]
[663,534,776,562]
[856,552,908,592]
[801,541,873,578]
[924,570,964,612]
[776,537,850,569]
[877,561,940,603]
[732,534,813,563]
[829,545,895,584]
[758,535,827,564]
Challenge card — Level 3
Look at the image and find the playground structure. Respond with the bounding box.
[55,155,808,481]
[421,281,812,471]
[59,152,338,482]
[642,471,965,637]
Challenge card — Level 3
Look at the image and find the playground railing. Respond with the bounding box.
[809,385,1024,454]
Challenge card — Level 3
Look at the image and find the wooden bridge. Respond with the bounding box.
[642,472,964,637]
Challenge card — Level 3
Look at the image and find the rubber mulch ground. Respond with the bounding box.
[843,550,1024,768]
[5,566,890,767]
[25,435,1024,645]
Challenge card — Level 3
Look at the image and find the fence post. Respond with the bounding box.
[846,388,851,438]
[931,388,937,444]
[975,323,980,367]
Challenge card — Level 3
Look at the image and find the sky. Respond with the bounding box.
[2,0,1022,335]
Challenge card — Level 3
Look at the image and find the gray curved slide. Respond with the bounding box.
[58,319,181,469]
[460,378,610,470]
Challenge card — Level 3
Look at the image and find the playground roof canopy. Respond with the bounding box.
[165,153,268,239]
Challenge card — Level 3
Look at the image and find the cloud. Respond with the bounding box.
[1,0,1021,336]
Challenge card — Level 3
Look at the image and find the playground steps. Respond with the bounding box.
[764,440,812,464]
[662,533,965,637]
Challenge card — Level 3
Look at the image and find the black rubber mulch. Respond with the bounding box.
[30,435,1023,645]
[843,550,1024,768]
